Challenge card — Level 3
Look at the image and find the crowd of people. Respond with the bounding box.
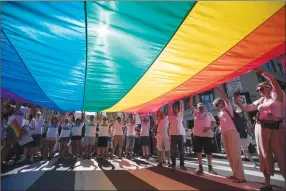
[1,69,285,191]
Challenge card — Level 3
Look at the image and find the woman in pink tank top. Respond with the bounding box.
[235,68,286,191]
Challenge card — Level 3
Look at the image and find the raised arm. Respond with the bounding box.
[254,68,284,102]
[189,96,196,113]
[168,101,173,117]
[81,111,85,121]
[123,113,126,124]
[58,112,62,125]
[96,112,103,122]
[107,112,112,122]
[1,99,11,112]
[234,96,258,112]
[216,87,230,105]
[179,100,184,116]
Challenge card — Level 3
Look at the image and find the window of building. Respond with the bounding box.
[198,89,215,111]
[183,97,190,110]
[266,60,277,72]
[278,63,286,76]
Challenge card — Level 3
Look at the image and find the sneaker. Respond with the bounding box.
[196,166,203,175]
[208,165,217,175]
[168,164,174,168]
[254,162,259,169]
[180,166,187,171]
[157,163,163,167]
[259,186,273,191]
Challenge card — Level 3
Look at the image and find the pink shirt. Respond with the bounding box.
[253,91,286,120]
[193,108,216,137]
[218,103,236,134]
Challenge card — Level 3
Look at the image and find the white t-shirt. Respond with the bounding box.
[34,118,44,135]
[193,109,216,137]
[169,114,185,136]
[140,121,150,137]
[60,123,71,138]
[46,124,58,138]
[253,91,286,120]
[217,103,236,134]
[157,117,169,137]
[7,107,30,129]
[22,119,36,135]
[113,121,124,136]
[98,124,109,137]
[72,124,83,136]
[85,121,97,137]
[126,123,136,136]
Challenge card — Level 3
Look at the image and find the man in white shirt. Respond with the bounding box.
[156,110,171,167]
[84,114,97,159]
[112,113,126,159]
[125,114,136,158]
[190,97,217,175]
[168,100,187,170]
[139,113,151,160]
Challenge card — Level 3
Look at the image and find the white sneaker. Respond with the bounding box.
[30,156,34,162]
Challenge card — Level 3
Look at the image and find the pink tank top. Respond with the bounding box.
[254,91,286,121]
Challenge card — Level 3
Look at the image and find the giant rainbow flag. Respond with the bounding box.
[1,1,285,112]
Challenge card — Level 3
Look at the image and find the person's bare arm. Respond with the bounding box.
[179,100,184,116]
[216,87,230,105]
[189,96,195,113]
[254,68,284,102]
[234,97,258,112]
[168,101,173,117]
[1,99,11,112]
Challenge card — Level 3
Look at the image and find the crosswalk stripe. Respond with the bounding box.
[129,168,197,190]
[1,157,284,190]
[175,166,261,191]
[203,158,280,171]
[74,170,116,190]
[1,159,57,190]
[183,161,284,181]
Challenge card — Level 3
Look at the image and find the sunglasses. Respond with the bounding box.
[256,87,265,92]
[198,106,204,110]
[214,103,221,108]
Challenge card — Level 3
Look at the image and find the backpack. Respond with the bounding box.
[225,109,248,138]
